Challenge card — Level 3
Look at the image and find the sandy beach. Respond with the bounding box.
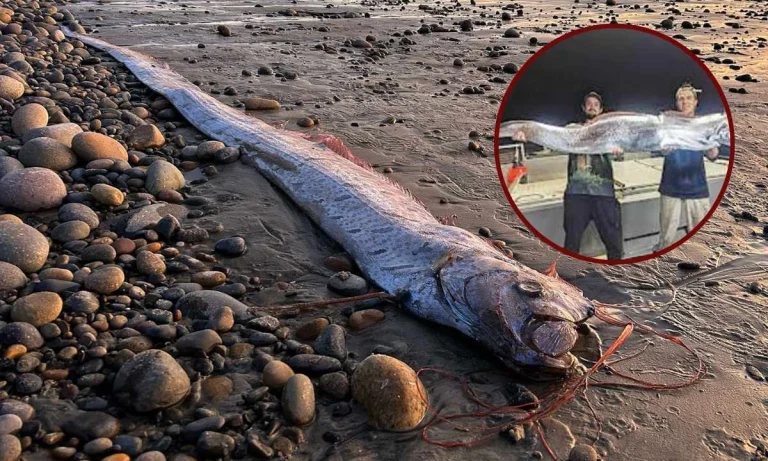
[0,0,766,460]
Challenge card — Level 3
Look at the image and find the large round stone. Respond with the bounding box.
[351,354,427,431]
[0,413,23,435]
[175,290,251,321]
[39,268,73,282]
[282,374,315,426]
[82,244,116,263]
[83,437,113,456]
[313,324,347,361]
[2,52,25,63]
[0,400,35,422]
[0,157,23,180]
[214,237,247,256]
[175,329,222,355]
[328,271,368,296]
[262,360,294,390]
[191,271,226,288]
[64,290,100,314]
[84,265,125,294]
[195,141,225,160]
[18,137,77,171]
[127,124,165,149]
[295,318,329,341]
[206,306,234,333]
[91,184,124,207]
[145,161,184,195]
[135,250,165,274]
[0,222,49,273]
[319,372,350,400]
[115,203,186,237]
[22,123,83,147]
[12,103,48,136]
[288,354,342,375]
[0,75,24,100]
[348,309,385,331]
[244,98,280,111]
[113,349,191,412]
[0,323,44,350]
[51,220,91,243]
[11,292,62,327]
[58,203,99,230]
[72,132,128,162]
[62,411,121,441]
[0,168,66,211]
[0,434,21,461]
[197,432,235,458]
[569,444,599,461]
[0,262,27,291]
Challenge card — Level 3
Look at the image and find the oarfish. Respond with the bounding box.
[63,29,595,375]
[499,111,731,154]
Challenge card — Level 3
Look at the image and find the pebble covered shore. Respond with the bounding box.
[0,1,440,459]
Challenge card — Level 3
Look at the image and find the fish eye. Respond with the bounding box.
[516,281,542,297]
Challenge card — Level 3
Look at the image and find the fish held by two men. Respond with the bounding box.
[499,111,731,154]
[62,28,597,377]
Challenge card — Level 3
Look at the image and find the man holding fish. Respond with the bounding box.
[511,91,625,260]
[657,83,721,249]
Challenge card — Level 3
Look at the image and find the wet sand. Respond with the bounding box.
[68,0,768,459]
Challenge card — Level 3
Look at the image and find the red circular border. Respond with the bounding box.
[494,23,736,265]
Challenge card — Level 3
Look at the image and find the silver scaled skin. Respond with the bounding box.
[499,111,731,155]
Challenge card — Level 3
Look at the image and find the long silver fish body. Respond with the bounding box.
[62,29,595,375]
[499,111,730,154]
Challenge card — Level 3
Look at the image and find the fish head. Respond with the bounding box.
[440,255,595,377]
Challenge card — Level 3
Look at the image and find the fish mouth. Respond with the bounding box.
[510,291,596,377]
[508,351,579,379]
[523,318,580,358]
[486,313,589,378]
[512,317,582,375]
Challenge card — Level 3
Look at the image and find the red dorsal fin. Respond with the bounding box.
[296,132,430,211]
[544,260,559,279]
[299,133,360,165]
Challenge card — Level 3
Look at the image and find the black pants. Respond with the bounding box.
[563,194,623,260]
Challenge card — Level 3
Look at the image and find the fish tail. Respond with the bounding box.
[498,121,531,139]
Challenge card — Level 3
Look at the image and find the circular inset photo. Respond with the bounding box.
[495,24,734,264]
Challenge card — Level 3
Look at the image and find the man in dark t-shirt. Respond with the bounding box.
[657,83,719,249]
[512,91,623,260]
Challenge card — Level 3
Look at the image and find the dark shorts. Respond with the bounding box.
[563,194,623,260]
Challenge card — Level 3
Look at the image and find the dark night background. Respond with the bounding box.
[501,28,726,127]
